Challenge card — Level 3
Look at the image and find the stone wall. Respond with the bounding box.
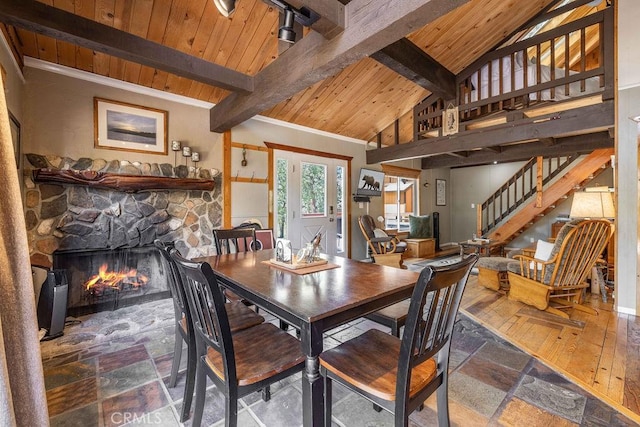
[24,154,222,267]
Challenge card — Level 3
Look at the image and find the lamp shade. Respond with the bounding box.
[569,191,615,219]
[214,0,236,17]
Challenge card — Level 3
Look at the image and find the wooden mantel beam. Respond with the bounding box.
[209,0,471,132]
[370,38,456,99]
[0,0,253,94]
[367,100,614,164]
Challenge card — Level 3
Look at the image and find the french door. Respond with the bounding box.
[274,151,347,257]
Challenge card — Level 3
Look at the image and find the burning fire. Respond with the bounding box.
[85,263,149,295]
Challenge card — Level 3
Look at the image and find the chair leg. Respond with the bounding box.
[169,327,183,388]
[324,375,332,427]
[225,395,238,427]
[191,363,207,427]
[373,403,382,412]
[262,386,271,402]
[436,383,450,426]
[391,322,400,338]
[279,319,289,330]
[180,338,197,422]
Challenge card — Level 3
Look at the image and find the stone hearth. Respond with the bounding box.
[24,153,223,267]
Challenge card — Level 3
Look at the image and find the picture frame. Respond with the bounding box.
[94,97,168,155]
[9,110,20,168]
[436,179,446,206]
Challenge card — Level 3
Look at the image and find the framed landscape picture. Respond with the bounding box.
[94,97,168,155]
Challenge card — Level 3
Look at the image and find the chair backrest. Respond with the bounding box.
[168,248,238,384]
[358,215,376,240]
[214,228,259,255]
[396,253,478,408]
[154,240,189,322]
[545,219,613,287]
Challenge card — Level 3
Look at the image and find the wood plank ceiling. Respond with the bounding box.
[3,0,596,145]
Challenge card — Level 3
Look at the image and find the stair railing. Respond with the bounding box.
[479,155,577,235]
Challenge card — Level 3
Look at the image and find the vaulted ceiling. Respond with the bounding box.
[0,0,607,155]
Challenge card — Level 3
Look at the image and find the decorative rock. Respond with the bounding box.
[26,190,40,208]
[194,203,207,216]
[184,211,198,227]
[45,155,62,169]
[41,195,68,219]
[91,159,107,171]
[138,202,156,217]
[37,218,55,236]
[203,192,212,202]
[121,165,141,175]
[150,163,162,176]
[168,191,187,204]
[91,194,112,210]
[40,184,65,200]
[190,223,200,232]
[168,218,182,231]
[26,153,49,168]
[175,165,189,178]
[24,176,35,189]
[133,192,151,202]
[159,163,173,177]
[187,233,199,248]
[154,193,169,210]
[36,237,59,254]
[72,158,93,170]
[107,203,121,217]
[69,186,93,208]
[155,222,171,236]
[120,160,132,168]
[60,222,94,236]
[167,204,187,219]
[57,213,73,228]
[208,203,222,228]
[185,200,195,209]
[140,163,151,174]
[132,161,141,167]
[122,196,142,217]
[25,210,38,230]
[199,168,212,180]
[105,160,120,173]
[31,253,52,269]
[52,230,64,238]
[60,157,75,170]
[200,219,212,237]
[148,210,169,224]
[77,209,101,223]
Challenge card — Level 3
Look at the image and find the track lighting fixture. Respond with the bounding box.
[213,0,236,17]
[278,7,296,43]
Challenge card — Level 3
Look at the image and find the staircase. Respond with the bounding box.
[480,148,614,246]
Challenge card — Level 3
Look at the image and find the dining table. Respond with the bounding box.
[194,249,420,427]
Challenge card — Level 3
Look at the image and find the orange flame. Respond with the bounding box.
[85,263,149,293]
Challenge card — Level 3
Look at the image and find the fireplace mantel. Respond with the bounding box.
[32,168,215,192]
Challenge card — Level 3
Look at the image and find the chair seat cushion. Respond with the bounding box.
[206,323,305,386]
[319,329,436,401]
[475,256,514,271]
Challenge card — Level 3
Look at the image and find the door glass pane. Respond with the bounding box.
[300,162,326,217]
[276,158,288,238]
[336,165,344,253]
[384,176,417,231]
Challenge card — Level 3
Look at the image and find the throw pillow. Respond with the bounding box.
[373,228,388,238]
[534,239,554,261]
[409,215,431,239]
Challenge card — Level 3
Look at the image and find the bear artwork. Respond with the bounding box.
[361,175,380,191]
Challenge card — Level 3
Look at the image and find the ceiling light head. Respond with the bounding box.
[278,7,296,43]
[214,0,236,17]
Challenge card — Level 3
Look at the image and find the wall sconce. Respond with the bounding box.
[182,146,192,166]
[171,140,181,167]
[423,182,430,189]
[241,146,248,167]
[213,0,236,17]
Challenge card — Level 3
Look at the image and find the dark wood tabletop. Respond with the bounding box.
[194,249,419,427]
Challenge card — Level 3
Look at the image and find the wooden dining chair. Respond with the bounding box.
[214,228,260,254]
[154,240,265,422]
[320,254,478,427]
[168,248,305,427]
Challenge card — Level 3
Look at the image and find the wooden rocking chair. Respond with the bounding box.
[507,219,613,318]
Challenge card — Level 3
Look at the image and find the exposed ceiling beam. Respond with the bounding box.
[420,132,613,169]
[366,100,614,164]
[209,0,471,132]
[370,37,456,99]
[0,0,254,93]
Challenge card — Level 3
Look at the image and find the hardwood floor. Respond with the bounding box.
[460,275,640,424]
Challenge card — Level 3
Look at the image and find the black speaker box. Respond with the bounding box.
[37,269,68,341]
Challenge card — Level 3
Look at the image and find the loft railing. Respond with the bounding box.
[478,155,577,236]
[414,6,612,140]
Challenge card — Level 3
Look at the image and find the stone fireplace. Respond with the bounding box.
[24,153,222,313]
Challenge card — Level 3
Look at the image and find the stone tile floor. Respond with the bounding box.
[42,299,638,426]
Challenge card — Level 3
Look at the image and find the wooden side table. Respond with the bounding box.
[404,238,435,258]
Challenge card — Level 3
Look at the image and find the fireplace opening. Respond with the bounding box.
[53,245,170,317]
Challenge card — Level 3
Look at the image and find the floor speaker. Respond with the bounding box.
[37,269,68,341]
